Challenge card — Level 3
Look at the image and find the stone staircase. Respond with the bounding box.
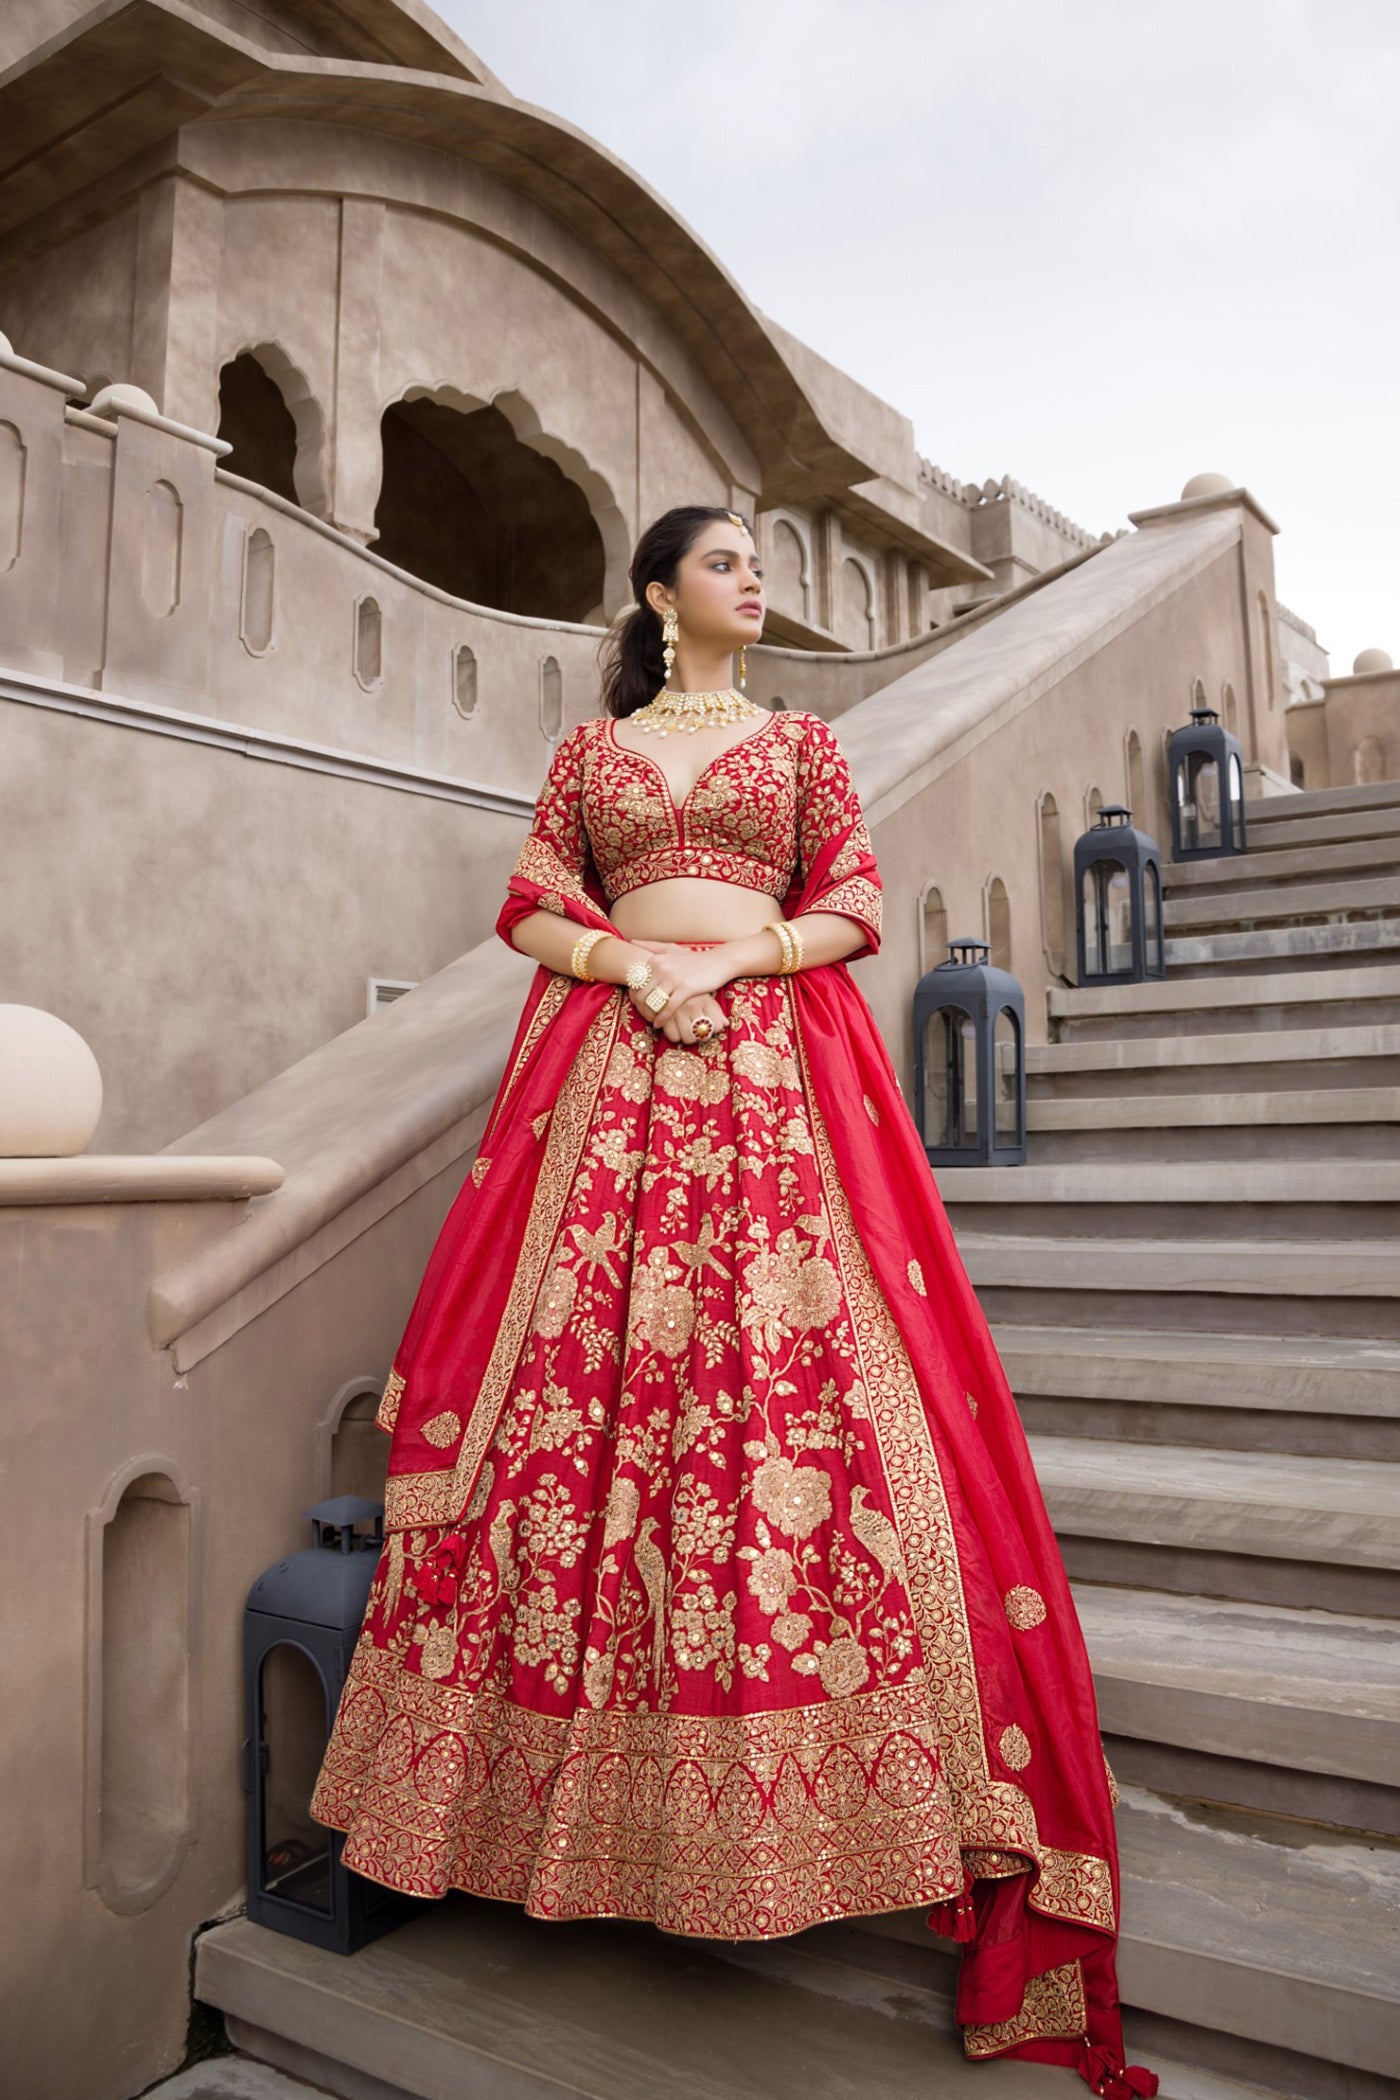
[933,775,1400,2090]
[194,782,1400,2100]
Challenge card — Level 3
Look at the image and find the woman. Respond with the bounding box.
[311,506,1157,2097]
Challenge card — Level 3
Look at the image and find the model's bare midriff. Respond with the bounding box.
[608,875,784,943]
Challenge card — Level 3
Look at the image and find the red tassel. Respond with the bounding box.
[1078,2042,1159,2098]
[926,1892,977,1943]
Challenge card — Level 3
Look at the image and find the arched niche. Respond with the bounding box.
[919,882,948,975]
[1037,792,1065,975]
[769,514,811,622]
[141,480,183,617]
[453,642,479,719]
[985,875,1012,974]
[354,595,383,690]
[0,419,26,571]
[1085,784,1104,830]
[540,655,563,739]
[1353,737,1386,785]
[240,525,276,655]
[373,383,624,622]
[1221,682,1238,735]
[86,1459,200,1914]
[217,344,329,517]
[1124,730,1145,829]
[838,555,878,650]
[319,1377,391,1504]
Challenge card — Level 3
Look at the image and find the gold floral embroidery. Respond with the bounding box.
[999,1723,1032,1771]
[1103,1747,1120,1807]
[385,996,623,1530]
[966,1391,979,1419]
[907,1257,926,1296]
[1004,1586,1047,1631]
[312,1651,966,1936]
[964,1958,1087,2058]
[376,1367,406,1433]
[862,1093,880,1124]
[420,1411,462,1450]
[531,1111,551,1138]
[470,1156,491,1187]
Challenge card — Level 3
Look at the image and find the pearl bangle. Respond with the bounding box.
[570,928,611,981]
[763,919,802,975]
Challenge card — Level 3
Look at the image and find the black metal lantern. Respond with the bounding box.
[913,937,1027,1166]
[1074,806,1165,984]
[1168,705,1246,859]
[242,1495,415,1952]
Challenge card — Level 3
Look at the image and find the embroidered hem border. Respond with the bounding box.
[313,1648,969,1938]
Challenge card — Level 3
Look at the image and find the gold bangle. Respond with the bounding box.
[763,920,793,974]
[570,928,609,980]
[785,920,805,973]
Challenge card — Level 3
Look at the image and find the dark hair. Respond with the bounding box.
[599,504,754,718]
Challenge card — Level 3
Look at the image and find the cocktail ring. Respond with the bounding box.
[644,985,670,1014]
[693,1017,713,1040]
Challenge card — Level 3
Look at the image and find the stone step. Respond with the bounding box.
[1078,1582,1400,1789]
[1243,803,1400,854]
[1165,916,1400,975]
[1075,1582,1400,1836]
[863,1786,1400,2086]
[964,1231,1400,1343]
[992,1322,1400,1460]
[1050,963,1400,1043]
[1026,1434,1400,1614]
[1247,776,1400,825]
[1026,1020,1400,1098]
[1027,1090,1400,1165]
[194,1879,1334,2100]
[1165,835,1400,894]
[1164,873,1400,933]
[939,1158,1400,1208]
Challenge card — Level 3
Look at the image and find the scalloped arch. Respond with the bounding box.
[226,340,330,520]
[394,379,630,618]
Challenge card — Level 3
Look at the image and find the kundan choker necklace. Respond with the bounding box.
[630,686,765,736]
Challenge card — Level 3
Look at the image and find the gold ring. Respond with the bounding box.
[644,985,669,1014]
[693,1017,712,1040]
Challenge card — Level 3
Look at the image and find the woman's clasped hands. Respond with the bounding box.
[625,936,729,1046]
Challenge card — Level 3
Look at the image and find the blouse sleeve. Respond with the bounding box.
[495,722,614,950]
[794,714,883,959]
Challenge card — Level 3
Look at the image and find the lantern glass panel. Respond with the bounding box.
[260,1642,334,1913]
[1228,751,1244,825]
[1143,860,1160,950]
[922,1007,975,1148]
[993,1007,1021,1143]
[1177,753,1222,851]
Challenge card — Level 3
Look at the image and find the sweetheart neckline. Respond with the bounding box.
[604,713,784,818]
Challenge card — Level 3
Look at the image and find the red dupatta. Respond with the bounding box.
[372,710,1154,2097]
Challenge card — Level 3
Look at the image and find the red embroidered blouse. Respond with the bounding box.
[498,708,883,959]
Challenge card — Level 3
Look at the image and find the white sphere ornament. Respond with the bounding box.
[1180,472,1235,500]
[0,1006,104,1156]
[1353,648,1394,676]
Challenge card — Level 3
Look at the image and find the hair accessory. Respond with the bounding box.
[661,605,678,683]
[725,510,748,534]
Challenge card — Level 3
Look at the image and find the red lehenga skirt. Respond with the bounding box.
[311,947,1155,2097]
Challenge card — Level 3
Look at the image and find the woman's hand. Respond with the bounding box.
[623,938,728,1029]
[659,992,727,1046]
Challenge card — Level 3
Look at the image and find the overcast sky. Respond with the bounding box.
[447,0,1397,673]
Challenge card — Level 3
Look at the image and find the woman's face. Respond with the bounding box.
[649,522,766,649]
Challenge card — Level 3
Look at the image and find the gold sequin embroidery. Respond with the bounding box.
[906,1257,926,1296]
[421,1412,463,1450]
[999,1723,1032,1771]
[1004,1586,1047,1631]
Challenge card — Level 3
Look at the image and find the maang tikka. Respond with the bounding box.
[661,605,678,682]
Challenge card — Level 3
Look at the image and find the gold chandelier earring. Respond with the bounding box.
[738,643,747,691]
[661,605,678,684]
